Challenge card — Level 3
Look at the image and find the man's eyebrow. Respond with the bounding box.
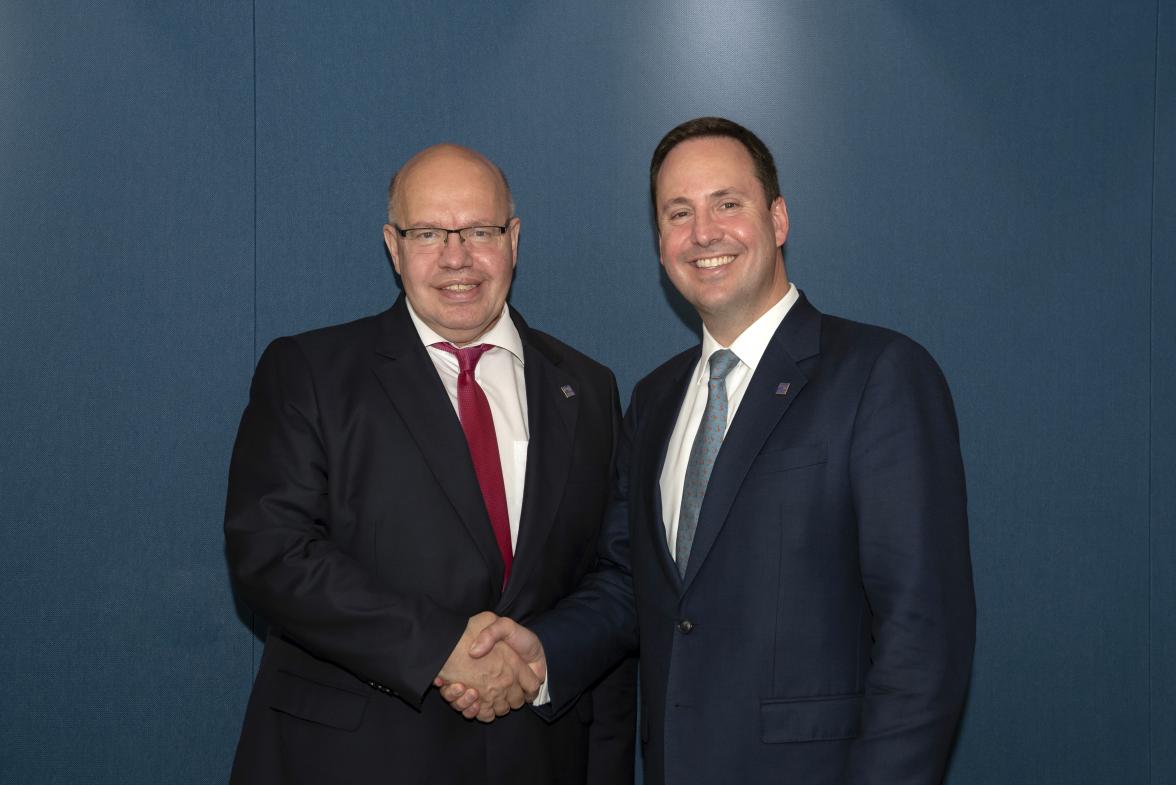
[709,188,747,200]
[659,196,692,213]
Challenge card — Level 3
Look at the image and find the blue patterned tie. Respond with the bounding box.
[676,349,740,577]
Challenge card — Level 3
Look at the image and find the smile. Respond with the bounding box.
[693,255,735,269]
[441,283,478,292]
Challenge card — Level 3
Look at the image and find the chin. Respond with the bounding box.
[440,315,496,339]
[691,289,737,314]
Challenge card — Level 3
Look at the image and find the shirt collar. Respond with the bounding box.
[695,283,799,383]
[404,299,525,364]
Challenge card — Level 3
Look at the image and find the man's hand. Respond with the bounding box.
[434,612,541,722]
[437,616,548,720]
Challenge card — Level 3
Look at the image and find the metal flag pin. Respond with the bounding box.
[775,382,791,396]
[561,384,576,398]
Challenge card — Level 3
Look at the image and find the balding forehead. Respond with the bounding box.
[407,143,493,169]
[387,144,513,223]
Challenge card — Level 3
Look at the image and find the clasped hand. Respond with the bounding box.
[434,612,546,723]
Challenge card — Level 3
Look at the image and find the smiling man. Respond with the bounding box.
[224,144,634,785]
[450,118,976,785]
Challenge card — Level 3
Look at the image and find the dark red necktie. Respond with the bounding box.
[433,342,513,586]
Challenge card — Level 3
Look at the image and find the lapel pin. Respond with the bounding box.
[561,384,576,399]
[775,382,791,396]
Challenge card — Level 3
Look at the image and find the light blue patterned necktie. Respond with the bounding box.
[676,348,740,577]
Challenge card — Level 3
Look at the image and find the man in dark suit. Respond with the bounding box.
[448,117,975,785]
[224,143,634,785]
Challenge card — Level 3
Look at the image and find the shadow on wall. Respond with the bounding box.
[226,543,269,644]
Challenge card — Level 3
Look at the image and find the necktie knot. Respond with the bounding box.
[708,349,739,381]
[433,342,493,374]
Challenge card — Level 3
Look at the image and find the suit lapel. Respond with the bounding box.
[500,311,579,607]
[370,297,506,590]
[681,294,822,590]
[641,352,698,590]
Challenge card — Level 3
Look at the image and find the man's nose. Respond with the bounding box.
[691,211,721,246]
[438,232,471,267]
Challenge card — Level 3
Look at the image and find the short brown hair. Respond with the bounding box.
[649,117,781,211]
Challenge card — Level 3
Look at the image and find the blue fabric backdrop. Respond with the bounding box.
[1,1,1172,782]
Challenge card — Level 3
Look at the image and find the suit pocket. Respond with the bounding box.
[750,443,827,475]
[271,669,368,731]
[760,693,861,743]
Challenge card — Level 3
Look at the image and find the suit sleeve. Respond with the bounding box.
[583,374,637,785]
[531,383,640,717]
[845,337,976,784]
[224,337,466,704]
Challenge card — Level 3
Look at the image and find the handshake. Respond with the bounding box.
[434,612,547,723]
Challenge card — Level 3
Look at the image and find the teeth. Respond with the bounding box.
[695,255,735,269]
[443,284,476,291]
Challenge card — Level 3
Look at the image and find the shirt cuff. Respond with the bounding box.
[531,674,551,706]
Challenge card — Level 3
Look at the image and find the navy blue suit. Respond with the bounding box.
[535,293,974,785]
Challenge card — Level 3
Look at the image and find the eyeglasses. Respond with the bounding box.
[393,222,512,248]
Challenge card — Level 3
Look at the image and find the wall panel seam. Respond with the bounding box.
[1148,1,1161,783]
[250,0,259,679]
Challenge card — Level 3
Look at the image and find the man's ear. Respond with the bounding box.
[383,224,402,275]
[508,216,520,270]
[770,197,789,248]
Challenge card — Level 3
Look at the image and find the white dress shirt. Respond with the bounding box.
[659,283,800,555]
[405,301,529,551]
[406,301,551,704]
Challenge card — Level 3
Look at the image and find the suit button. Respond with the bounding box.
[677,619,694,634]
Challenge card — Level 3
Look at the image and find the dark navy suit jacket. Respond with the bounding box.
[224,296,635,785]
[535,293,974,785]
